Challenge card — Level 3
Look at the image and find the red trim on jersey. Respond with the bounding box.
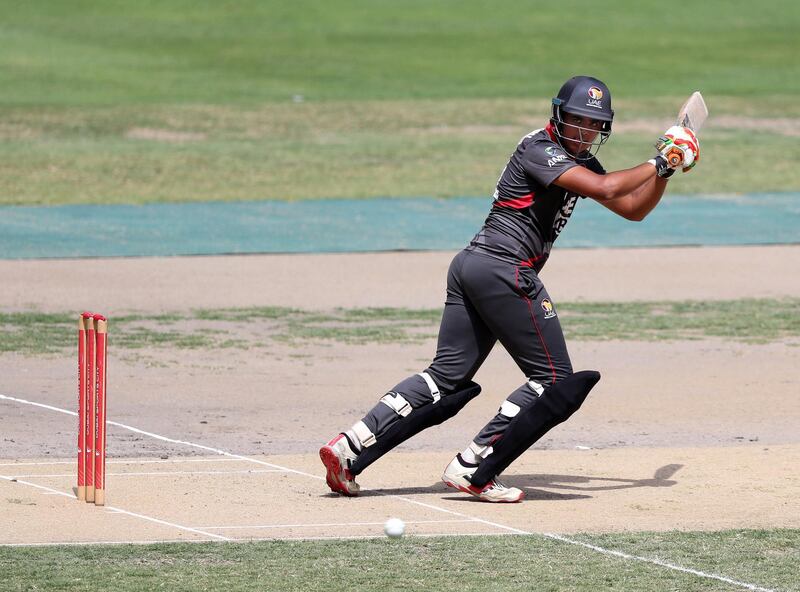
[494,192,534,209]
[518,255,544,268]
[545,122,558,142]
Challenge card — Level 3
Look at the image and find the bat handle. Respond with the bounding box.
[665,147,684,168]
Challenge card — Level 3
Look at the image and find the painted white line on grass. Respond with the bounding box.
[0,474,230,542]
[8,469,289,478]
[541,532,776,592]
[1,392,777,592]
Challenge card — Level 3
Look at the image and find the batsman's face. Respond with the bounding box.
[561,113,603,156]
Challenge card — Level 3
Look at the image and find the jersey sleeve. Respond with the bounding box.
[518,139,579,187]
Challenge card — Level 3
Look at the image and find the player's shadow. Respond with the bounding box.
[504,463,684,500]
[358,463,682,502]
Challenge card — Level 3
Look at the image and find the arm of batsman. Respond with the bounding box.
[655,125,700,172]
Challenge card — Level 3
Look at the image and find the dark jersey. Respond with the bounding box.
[469,124,605,272]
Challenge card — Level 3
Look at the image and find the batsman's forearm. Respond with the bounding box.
[595,162,660,201]
[625,176,668,221]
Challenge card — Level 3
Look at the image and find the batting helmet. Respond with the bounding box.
[550,76,614,159]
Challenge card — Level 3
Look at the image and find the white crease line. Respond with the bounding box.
[0,392,777,592]
[0,458,248,467]
[0,393,306,476]
[110,458,247,465]
[103,507,230,541]
[7,469,289,478]
[193,519,475,530]
[0,477,74,500]
[3,538,196,547]
[243,532,507,542]
[0,461,77,467]
[3,531,514,548]
[0,474,230,542]
[0,394,78,416]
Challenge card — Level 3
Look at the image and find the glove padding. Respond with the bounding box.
[655,125,700,172]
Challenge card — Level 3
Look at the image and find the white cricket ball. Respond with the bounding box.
[384,517,405,538]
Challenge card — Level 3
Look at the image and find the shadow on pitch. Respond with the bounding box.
[351,463,683,501]
[506,463,684,494]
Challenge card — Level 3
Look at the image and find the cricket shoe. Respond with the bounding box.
[319,434,360,496]
[442,454,524,503]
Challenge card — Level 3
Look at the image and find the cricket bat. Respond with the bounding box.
[665,91,708,167]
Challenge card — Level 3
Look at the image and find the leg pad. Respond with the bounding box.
[470,371,600,487]
[349,381,481,475]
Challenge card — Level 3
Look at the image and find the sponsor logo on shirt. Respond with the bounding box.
[545,146,568,167]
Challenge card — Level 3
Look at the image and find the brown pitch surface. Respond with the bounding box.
[1,246,798,544]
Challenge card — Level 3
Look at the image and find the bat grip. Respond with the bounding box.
[665,147,684,168]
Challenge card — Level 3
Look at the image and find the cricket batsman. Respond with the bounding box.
[320,75,700,502]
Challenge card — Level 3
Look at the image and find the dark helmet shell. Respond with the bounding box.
[552,76,614,130]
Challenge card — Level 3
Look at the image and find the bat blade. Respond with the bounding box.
[676,91,708,132]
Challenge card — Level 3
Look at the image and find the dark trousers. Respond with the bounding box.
[426,248,573,445]
[357,248,573,454]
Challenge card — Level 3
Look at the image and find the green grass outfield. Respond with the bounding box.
[1,0,799,204]
[2,0,797,105]
[1,529,797,591]
[3,299,800,355]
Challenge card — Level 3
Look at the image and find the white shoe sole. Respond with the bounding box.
[442,475,524,503]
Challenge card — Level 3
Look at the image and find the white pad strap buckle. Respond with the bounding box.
[469,441,493,460]
[380,393,412,417]
[351,420,377,448]
[418,372,441,403]
[499,400,521,418]
[528,379,545,396]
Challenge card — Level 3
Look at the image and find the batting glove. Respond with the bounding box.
[655,125,700,173]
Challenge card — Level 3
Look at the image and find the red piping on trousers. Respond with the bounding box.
[515,266,557,384]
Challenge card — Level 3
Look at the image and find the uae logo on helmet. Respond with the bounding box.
[588,86,604,100]
[586,86,604,109]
